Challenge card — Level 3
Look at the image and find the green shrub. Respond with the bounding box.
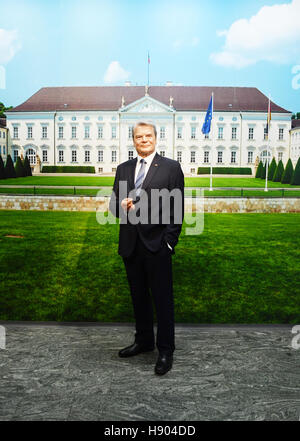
[197,167,252,175]
[0,155,5,179]
[23,155,32,176]
[255,161,263,178]
[268,157,277,180]
[272,160,284,182]
[4,154,16,178]
[281,159,294,184]
[291,157,300,185]
[15,156,26,177]
[42,165,95,174]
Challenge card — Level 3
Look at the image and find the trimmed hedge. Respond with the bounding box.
[42,165,95,173]
[198,167,252,175]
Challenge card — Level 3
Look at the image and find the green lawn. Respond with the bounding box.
[0,175,299,188]
[0,187,299,198]
[0,210,299,323]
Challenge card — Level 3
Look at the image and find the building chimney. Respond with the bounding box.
[124,81,131,86]
[165,81,173,87]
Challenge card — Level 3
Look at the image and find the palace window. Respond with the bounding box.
[177,151,182,163]
[111,126,117,139]
[13,150,18,162]
[112,150,117,162]
[42,126,48,139]
[42,150,48,162]
[98,126,103,139]
[217,151,223,163]
[27,126,33,139]
[177,127,182,139]
[190,151,196,163]
[13,126,19,139]
[248,127,254,140]
[85,150,90,162]
[248,151,253,163]
[218,127,223,140]
[72,150,77,162]
[58,126,64,139]
[128,126,133,139]
[160,151,165,157]
[71,126,77,139]
[58,150,64,162]
[98,150,103,162]
[128,151,134,160]
[160,126,166,140]
[26,148,36,165]
[232,127,237,140]
[204,151,209,163]
[279,128,284,140]
[84,126,90,139]
[231,151,236,164]
[191,127,196,139]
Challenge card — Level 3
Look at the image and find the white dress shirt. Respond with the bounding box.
[134,151,172,251]
[134,150,157,183]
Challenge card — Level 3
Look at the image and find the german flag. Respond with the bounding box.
[266,97,272,139]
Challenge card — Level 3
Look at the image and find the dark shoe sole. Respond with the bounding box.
[118,347,155,358]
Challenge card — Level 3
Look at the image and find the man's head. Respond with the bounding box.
[133,121,157,158]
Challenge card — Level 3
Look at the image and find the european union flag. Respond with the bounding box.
[202,95,213,135]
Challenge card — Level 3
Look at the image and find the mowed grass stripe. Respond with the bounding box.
[0,210,299,323]
[0,176,299,188]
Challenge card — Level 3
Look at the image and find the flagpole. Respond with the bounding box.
[147,51,150,87]
[209,92,214,191]
[264,94,271,192]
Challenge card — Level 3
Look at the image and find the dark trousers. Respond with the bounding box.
[123,235,175,356]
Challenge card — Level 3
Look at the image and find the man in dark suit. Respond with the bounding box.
[109,121,184,375]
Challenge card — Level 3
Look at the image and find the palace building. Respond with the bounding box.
[6,84,292,174]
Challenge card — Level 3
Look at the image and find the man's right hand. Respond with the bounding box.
[121,198,135,212]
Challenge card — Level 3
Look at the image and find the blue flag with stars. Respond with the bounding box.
[202,95,213,135]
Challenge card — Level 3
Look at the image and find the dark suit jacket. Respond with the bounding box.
[109,153,184,258]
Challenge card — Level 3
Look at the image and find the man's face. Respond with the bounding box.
[133,125,156,158]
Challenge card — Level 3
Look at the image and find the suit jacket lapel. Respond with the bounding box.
[128,157,137,191]
[142,153,161,191]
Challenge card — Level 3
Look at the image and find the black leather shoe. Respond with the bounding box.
[154,353,173,375]
[118,342,155,358]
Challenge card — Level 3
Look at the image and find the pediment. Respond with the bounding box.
[120,96,174,114]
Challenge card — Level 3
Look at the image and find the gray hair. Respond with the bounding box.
[132,121,157,139]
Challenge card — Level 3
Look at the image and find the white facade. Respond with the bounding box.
[290,124,300,166]
[6,95,292,174]
[0,126,8,161]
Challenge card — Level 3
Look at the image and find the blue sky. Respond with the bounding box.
[0,0,300,112]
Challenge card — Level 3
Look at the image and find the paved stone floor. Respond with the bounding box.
[0,322,299,421]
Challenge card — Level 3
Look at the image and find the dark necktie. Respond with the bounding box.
[135,159,146,197]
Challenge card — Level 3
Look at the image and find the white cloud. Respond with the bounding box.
[210,0,300,68]
[103,61,130,84]
[0,29,22,64]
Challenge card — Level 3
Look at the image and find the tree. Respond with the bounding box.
[255,161,263,178]
[272,160,284,182]
[23,155,32,176]
[268,157,277,180]
[4,155,16,178]
[0,102,13,117]
[261,162,266,179]
[15,156,26,177]
[291,157,300,185]
[281,159,294,184]
[0,155,5,179]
